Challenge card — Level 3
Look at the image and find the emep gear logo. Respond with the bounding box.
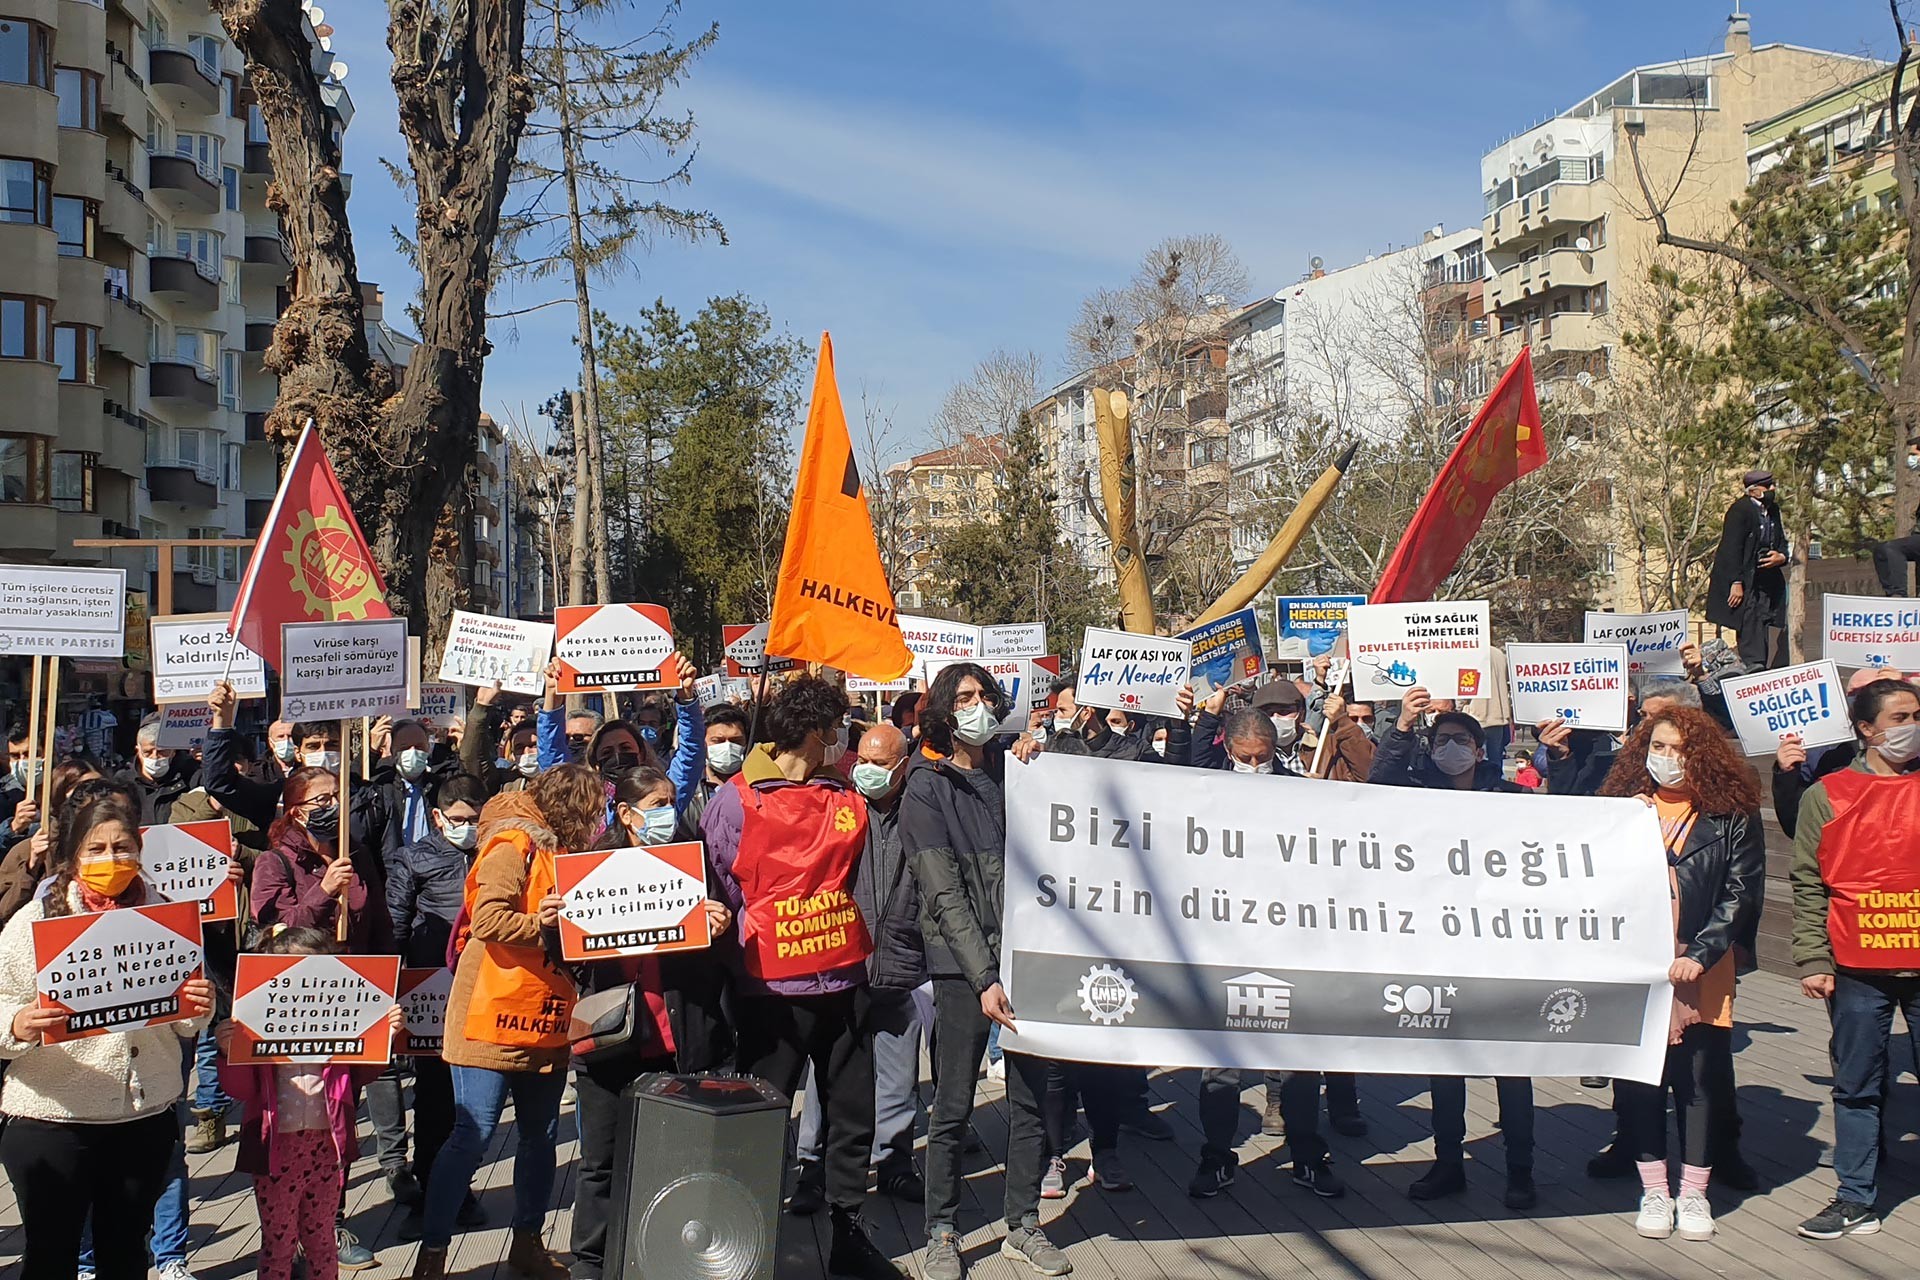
[284,508,384,618]
[1078,963,1138,1025]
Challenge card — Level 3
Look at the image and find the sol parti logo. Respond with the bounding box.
[1382,981,1458,1030]
[1077,963,1138,1025]
[1538,986,1588,1035]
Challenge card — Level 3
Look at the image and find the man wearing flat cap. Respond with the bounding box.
[1707,467,1790,670]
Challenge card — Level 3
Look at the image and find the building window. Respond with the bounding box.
[0,19,51,88]
[0,434,46,502]
[0,295,51,360]
[220,349,239,408]
[0,158,51,226]
[174,227,222,278]
[175,328,216,373]
[246,103,268,145]
[54,68,102,131]
[929,472,944,489]
[222,164,239,211]
[53,196,96,257]
[50,451,93,511]
[1590,283,1609,314]
[224,257,241,303]
[174,132,221,181]
[53,323,97,383]
[224,72,241,117]
[145,111,165,157]
[221,441,240,489]
[187,33,220,79]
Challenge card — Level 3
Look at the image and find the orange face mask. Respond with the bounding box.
[76,859,139,898]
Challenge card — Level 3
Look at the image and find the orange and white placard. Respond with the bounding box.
[555,841,711,961]
[141,820,239,923]
[229,953,399,1064]
[555,604,683,692]
[32,900,204,1042]
[395,966,453,1057]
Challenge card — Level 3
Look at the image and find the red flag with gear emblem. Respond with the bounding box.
[1371,346,1547,605]
[228,421,391,663]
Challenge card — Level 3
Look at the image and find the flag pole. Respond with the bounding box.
[25,655,41,800]
[37,658,59,817]
[335,717,351,944]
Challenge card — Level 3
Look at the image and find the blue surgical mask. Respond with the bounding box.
[636,805,676,844]
[639,725,661,747]
[851,760,897,799]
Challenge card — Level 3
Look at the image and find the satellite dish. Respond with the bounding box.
[330,58,349,80]
[1309,256,1325,271]
[317,32,332,51]
[1575,370,1594,388]
[1574,236,1592,253]
[1443,250,1460,267]
[308,4,324,23]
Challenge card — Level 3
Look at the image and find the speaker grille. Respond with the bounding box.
[638,1171,769,1280]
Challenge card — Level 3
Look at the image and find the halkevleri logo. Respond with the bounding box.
[1225,972,1292,1030]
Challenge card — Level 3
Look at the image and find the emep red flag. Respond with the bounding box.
[1371,347,1547,605]
[767,334,912,683]
[33,900,204,1043]
[141,819,239,922]
[229,421,392,663]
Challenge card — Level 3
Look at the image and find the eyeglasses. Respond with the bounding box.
[1432,733,1476,748]
[1349,714,1375,726]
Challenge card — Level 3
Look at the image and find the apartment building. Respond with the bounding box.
[0,0,350,613]
[1747,63,1904,200]
[884,433,1006,609]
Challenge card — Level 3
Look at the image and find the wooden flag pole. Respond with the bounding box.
[37,658,59,817]
[335,718,351,943]
[360,716,371,779]
[25,655,41,803]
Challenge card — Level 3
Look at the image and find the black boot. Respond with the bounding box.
[828,1209,907,1280]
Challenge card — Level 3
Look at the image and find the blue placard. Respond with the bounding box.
[1276,594,1367,657]
[1176,607,1266,696]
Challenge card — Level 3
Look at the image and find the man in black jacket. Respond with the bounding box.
[366,717,459,864]
[131,714,198,825]
[1706,468,1789,670]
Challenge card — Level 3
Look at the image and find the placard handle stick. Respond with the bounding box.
[1308,659,1350,779]
[37,658,58,817]
[335,717,351,944]
[360,715,371,779]
[25,655,41,800]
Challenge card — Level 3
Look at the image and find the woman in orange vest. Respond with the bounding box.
[1790,677,1920,1242]
[411,764,606,1280]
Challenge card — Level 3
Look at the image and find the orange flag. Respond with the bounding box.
[229,421,391,663]
[768,334,912,683]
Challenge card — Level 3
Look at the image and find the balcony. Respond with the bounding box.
[148,358,218,410]
[1483,179,1606,251]
[0,363,58,439]
[99,405,144,477]
[245,138,271,176]
[58,382,105,450]
[100,167,147,247]
[1536,244,1603,291]
[58,511,108,557]
[1537,309,1611,355]
[146,455,218,507]
[0,504,58,556]
[245,318,275,353]
[243,232,289,280]
[148,154,219,215]
[245,410,268,442]
[102,292,150,364]
[149,253,220,311]
[59,130,107,203]
[148,48,221,116]
[103,44,144,126]
[0,83,58,167]
[1185,391,1227,424]
[160,568,216,612]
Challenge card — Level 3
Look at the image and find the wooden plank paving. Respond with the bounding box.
[0,969,1915,1280]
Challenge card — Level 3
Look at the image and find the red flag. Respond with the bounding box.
[1371,347,1547,605]
[228,421,391,662]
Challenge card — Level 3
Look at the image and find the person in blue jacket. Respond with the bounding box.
[532,656,707,820]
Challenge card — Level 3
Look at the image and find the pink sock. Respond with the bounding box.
[1680,1164,1710,1195]
[1636,1160,1667,1193]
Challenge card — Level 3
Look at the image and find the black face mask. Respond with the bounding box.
[598,753,640,780]
[305,803,341,843]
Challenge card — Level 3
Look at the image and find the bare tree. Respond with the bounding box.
[926,349,1043,523]
[855,385,911,596]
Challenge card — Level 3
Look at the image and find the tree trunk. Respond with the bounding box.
[568,388,590,607]
[1787,512,1814,665]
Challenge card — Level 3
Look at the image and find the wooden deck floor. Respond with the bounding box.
[0,969,1914,1280]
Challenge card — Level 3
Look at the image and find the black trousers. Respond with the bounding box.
[1876,535,1920,596]
[925,976,1047,1235]
[413,1055,454,1191]
[736,988,876,1215]
[1043,1060,1127,1158]
[1734,593,1784,671]
[569,1052,676,1280]
[1618,1025,1733,1167]
[1,1111,177,1280]
[1429,1076,1533,1171]
[1199,1069,1324,1166]
[1324,1071,1360,1117]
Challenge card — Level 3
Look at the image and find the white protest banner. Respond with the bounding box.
[229,953,400,1064]
[410,681,467,727]
[1073,627,1192,718]
[927,656,1063,735]
[555,603,683,692]
[395,967,453,1057]
[281,618,410,721]
[848,614,982,692]
[1583,610,1688,677]
[999,754,1673,1082]
[980,623,1047,661]
[721,622,797,679]
[0,565,126,655]
[555,843,711,960]
[1347,601,1490,702]
[141,820,239,922]
[693,675,728,710]
[149,613,267,704]
[1506,643,1629,734]
[155,703,214,751]
[1719,660,1853,756]
[438,610,553,694]
[1824,593,1920,670]
[32,900,203,1042]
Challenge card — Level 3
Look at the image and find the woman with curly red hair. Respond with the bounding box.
[1599,706,1763,1243]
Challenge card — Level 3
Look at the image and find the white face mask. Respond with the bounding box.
[304,749,340,772]
[1149,738,1167,757]
[440,817,478,850]
[1646,753,1687,790]
[1875,722,1920,764]
[1908,452,1920,472]
[1430,741,1479,777]
[708,740,746,776]
[517,749,541,777]
[1270,714,1300,748]
[398,747,430,780]
[1231,756,1273,775]
[819,726,847,768]
[851,760,898,799]
[1052,713,1076,735]
[141,752,173,781]
[954,702,1000,747]
[272,738,297,763]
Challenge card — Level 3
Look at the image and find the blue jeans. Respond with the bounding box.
[420,1065,565,1248]
[1829,972,1920,1205]
[192,1022,234,1114]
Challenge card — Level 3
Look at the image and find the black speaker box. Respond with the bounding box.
[604,1073,790,1280]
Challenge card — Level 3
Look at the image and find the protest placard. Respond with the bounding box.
[229,953,400,1064]
[693,675,727,710]
[141,820,238,923]
[1506,643,1630,734]
[32,900,203,1042]
[999,754,1674,1082]
[721,622,797,679]
[1277,595,1366,658]
[927,656,1063,735]
[410,681,467,727]
[438,610,553,694]
[1073,627,1192,718]
[0,565,126,656]
[149,613,267,704]
[1178,608,1266,697]
[155,703,214,751]
[1347,601,1491,702]
[979,623,1047,661]
[555,842,712,961]
[1823,594,1920,670]
[281,617,410,721]
[847,613,981,692]
[555,604,682,692]
[1719,660,1853,756]
[395,967,453,1057]
[1583,610,1689,676]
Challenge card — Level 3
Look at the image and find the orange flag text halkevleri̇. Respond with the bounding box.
[768,334,912,683]
[228,421,391,663]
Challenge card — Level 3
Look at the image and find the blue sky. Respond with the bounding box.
[328,0,1897,457]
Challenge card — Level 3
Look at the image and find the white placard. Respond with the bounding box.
[693,675,727,709]
[1719,660,1854,756]
[1823,594,1920,671]
[410,682,467,726]
[280,618,410,722]
[999,754,1674,1083]
[0,565,126,655]
[1072,627,1192,718]
[438,610,554,694]
[156,703,214,751]
[396,967,453,1057]
[1347,601,1491,702]
[1506,643,1630,734]
[847,613,983,692]
[979,623,1047,661]
[150,613,267,704]
[1583,610,1689,677]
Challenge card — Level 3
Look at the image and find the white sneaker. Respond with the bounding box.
[77,1269,96,1280]
[157,1261,200,1280]
[986,1058,1006,1082]
[1636,1189,1675,1239]
[1040,1156,1068,1200]
[1675,1191,1715,1241]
